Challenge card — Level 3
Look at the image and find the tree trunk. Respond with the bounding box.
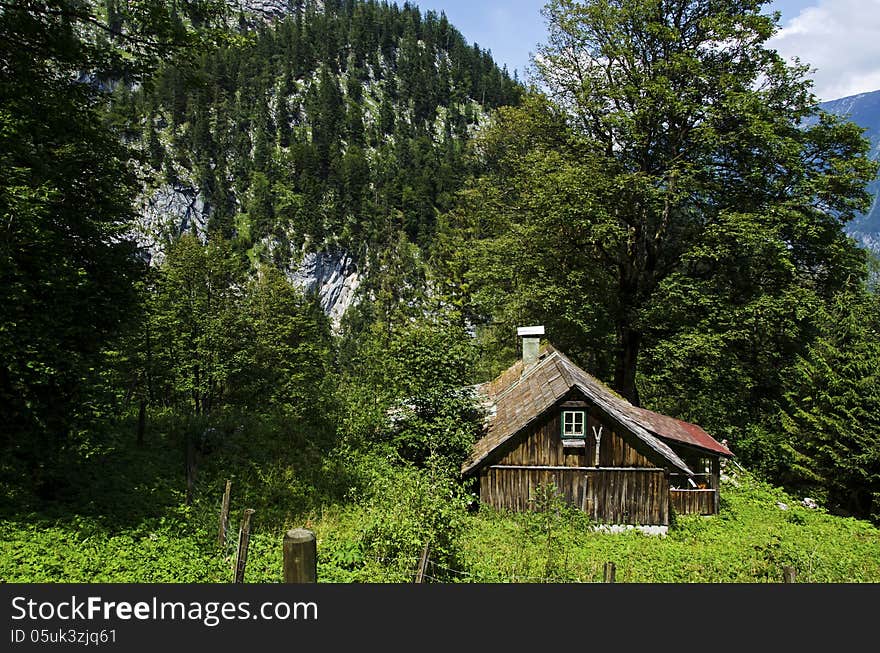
[614,327,642,406]
[185,434,196,506]
[193,363,201,415]
[136,398,147,447]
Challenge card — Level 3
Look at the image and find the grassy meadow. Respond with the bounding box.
[2,413,878,584]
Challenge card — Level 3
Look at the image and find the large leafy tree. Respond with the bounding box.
[442,0,877,406]
[0,1,225,482]
[126,237,336,430]
[244,266,336,423]
[340,310,483,473]
[146,235,248,415]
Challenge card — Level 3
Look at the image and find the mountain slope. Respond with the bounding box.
[819,89,880,253]
[117,0,522,322]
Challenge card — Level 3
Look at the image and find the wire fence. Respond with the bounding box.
[343,553,618,584]
[332,551,799,584]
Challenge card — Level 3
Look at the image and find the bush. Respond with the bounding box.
[314,455,470,582]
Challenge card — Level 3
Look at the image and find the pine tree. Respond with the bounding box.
[778,291,880,522]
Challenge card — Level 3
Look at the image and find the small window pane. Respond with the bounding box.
[562,411,585,437]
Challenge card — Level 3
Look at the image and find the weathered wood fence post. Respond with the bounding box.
[233,509,255,583]
[604,561,616,583]
[414,542,431,584]
[283,528,317,583]
[783,566,797,583]
[218,480,232,547]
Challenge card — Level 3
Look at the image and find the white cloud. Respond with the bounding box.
[768,0,880,101]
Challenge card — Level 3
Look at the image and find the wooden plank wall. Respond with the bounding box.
[480,467,586,513]
[479,467,670,526]
[583,469,669,525]
[496,410,655,469]
[670,489,717,516]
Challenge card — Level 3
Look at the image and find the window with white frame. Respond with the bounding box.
[561,410,586,440]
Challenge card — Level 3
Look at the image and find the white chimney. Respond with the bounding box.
[517,326,545,369]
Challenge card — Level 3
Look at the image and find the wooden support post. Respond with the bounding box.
[604,561,616,583]
[712,457,721,515]
[218,480,232,547]
[283,528,317,584]
[415,542,431,584]
[233,509,255,584]
[783,566,797,583]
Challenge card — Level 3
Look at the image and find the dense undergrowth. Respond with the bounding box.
[2,412,879,584]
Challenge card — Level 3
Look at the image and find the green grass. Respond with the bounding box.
[2,413,879,583]
[453,471,880,583]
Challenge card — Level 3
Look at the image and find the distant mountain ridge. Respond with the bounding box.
[819,89,880,253]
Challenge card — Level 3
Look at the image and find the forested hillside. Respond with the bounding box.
[2,0,880,586]
[2,0,518,489]
[121,0,520,297]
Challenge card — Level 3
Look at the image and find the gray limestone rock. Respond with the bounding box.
[288,250,361,330]
[135,184,208,265]
[229,0,297,20]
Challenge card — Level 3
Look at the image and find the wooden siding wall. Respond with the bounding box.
[479,467,670,526]
[670,489,717,516]
[479,468,585,512]
[496,410,655,469]
[583,469,669,525]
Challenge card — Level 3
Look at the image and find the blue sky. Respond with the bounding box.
[414,0,878,101]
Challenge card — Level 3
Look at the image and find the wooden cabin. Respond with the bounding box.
[461,329,733,527]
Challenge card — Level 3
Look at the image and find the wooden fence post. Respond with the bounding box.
[414,542,431,584]
[283,528,317,583]
[783,566,797,583]
[218,480,232,547]
[604,561,616,583]
[233,509,255,583]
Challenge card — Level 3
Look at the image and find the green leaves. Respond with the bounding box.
[244,266,336,422]
[138,236,336,427]
[1,7,147,471]
[338,306,483,473]
[144,235,244,415]
[777,291,880,521]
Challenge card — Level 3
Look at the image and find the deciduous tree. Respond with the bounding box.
[443,0,877,406]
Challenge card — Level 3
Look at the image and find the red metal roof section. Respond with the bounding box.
[629,406,733,457]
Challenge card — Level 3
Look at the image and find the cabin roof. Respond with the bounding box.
[462,345,730,477]
[628,406,733,458]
